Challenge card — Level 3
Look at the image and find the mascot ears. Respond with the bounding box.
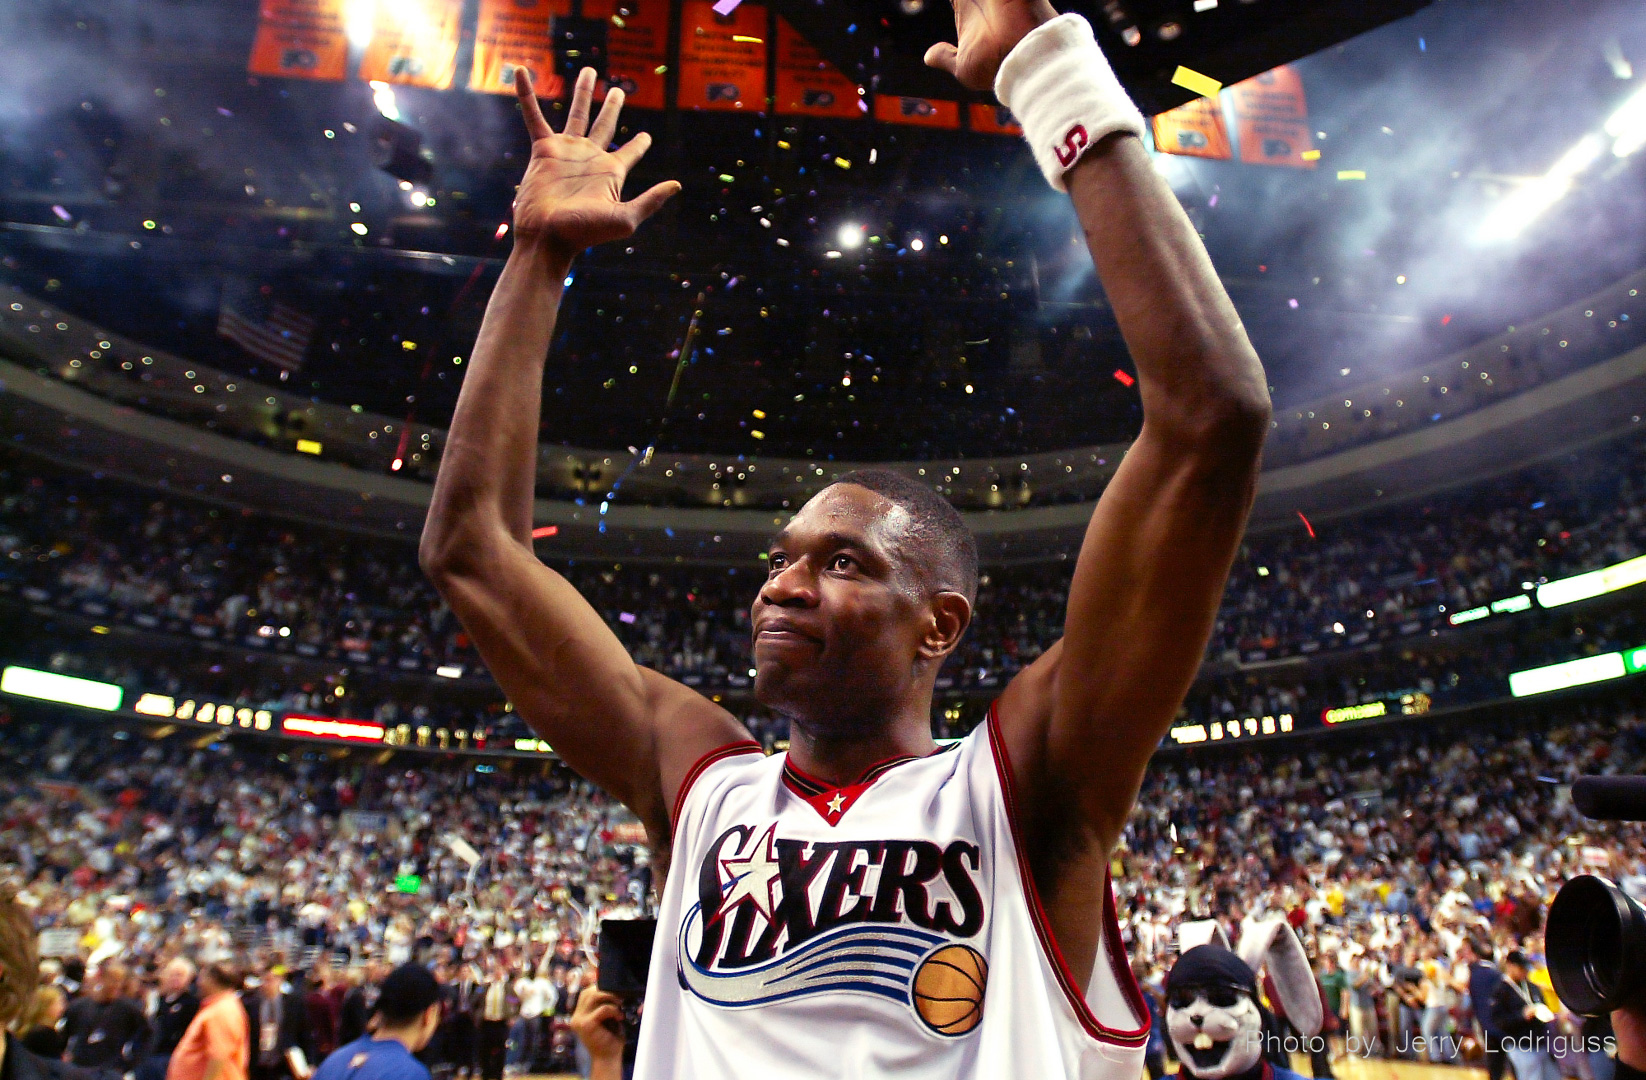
[1237,917,1324,1037]
[1177,920,1232,953]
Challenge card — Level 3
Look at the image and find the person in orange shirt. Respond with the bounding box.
[167,962,249,1080]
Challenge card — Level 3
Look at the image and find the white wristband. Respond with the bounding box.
[994,14,1146,191]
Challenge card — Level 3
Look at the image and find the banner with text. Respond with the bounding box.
[470,0,569,97]
[968,103,1021,136]
[874,95,959,129]
[359,0,461,89]
[1229,65,1314,168]
[1150,94,1231,159]
[586,0,670,109]
[677,0,767,112]
[774,16,862,118]
[247,0,348,82]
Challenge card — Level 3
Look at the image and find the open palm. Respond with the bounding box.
[511,67,680,256]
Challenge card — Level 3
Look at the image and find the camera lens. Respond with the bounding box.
[1547,874,1646,1016]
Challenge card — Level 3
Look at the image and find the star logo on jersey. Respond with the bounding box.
[715,822,781,924]
[826,792,845,816]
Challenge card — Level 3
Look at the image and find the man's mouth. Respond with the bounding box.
[754,619,818,644]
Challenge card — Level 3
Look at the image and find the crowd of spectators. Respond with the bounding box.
[2,690,1642,1077]
[2,432,1643,707]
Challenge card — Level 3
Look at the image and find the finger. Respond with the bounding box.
[587,1003,621,1024]
[624,180,681,226]
[924,41,958,75]
[563,66,597,138]
[588,86,625,149]
[514,67,553,142]
[610,129,653,172]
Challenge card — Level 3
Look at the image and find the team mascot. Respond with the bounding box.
[1166,918,1324,1080]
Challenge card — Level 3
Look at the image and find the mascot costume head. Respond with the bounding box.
[1166,918,1323,1080]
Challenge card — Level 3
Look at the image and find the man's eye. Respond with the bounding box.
[830,555,854,571]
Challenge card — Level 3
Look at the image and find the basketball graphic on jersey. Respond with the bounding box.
[912,943,988,1035]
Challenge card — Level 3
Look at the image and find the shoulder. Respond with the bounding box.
[6,1037,94,1080]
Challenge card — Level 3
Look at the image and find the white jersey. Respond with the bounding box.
[634,709,1150,1078]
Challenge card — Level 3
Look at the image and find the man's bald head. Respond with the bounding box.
[828,469,978,604]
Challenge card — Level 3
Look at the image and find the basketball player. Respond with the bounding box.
[420,0,1270,1071]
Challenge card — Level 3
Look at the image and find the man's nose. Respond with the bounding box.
[759,562,817,606]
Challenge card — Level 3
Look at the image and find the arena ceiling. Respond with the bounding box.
[2,0,1646,465]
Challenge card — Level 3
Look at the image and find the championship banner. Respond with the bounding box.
[774,17,862,118]
[358,0,461,89]
[247,0,348,82]
[677,0,767,112]
[1229,65,1315,168]
[1150,94,1231,159]
[968,103,1021,136]
[470,0,569,98]
[873,95,960,129]
[585,0,669,109]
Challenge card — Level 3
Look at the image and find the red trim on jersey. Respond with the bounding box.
[780,744,959,826]
[985,702,1152,1047]
[670,740,764,833]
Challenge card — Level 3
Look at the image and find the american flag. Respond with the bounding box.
[217,281,314,372]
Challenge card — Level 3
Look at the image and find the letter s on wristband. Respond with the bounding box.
[993,14,1146,191]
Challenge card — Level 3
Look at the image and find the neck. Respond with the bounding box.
[784,691,938,786]
[373,1027,422,1052]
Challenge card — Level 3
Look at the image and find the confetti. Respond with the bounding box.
[1170,65,1222,98]
[834,157,852,169]
[532,525,559,538]
[1297,511,1315,538]
[1301,149,1321,161]
[1337,170,1366,181]
[711,0,741,13]
[731,35,763,43]
[1112,369,1135,387]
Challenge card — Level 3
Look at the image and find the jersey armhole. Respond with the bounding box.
[984,702,1152,1047]
[669,739,764,835]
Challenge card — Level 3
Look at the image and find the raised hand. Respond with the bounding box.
[923,0,1058,92]
[511,66,681,258]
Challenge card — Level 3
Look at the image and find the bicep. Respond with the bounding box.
[431,530,746,826]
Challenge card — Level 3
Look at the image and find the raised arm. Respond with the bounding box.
[419,69,748,845]
[929,0,1269,975]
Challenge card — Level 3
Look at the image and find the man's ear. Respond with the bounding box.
[919,591,973,661]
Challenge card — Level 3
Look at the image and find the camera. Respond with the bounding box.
[1545,776,1646,1016]
[596,918,657,1056]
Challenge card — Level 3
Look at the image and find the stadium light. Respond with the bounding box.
[838,222,865,249]
[370,81,401,122]
[1,666,122,711]
[1476,134,1604,243]
[1606,81,1646,158]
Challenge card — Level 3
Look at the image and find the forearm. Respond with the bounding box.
[423,241,570,562]
[1065,135,1270,440]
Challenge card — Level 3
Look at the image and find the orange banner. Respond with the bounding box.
[774,17,862,118]
[585,0,670,109]
[1229,65,1315,168]
[968,103,1021,136]
[677,0,767,112]
[874,95,959,129]
[1150,95,1231,159]
[247,0,347,82]
[359,0,461,89]
[470,0,568,98]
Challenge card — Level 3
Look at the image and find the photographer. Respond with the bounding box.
[567,990,624,1080]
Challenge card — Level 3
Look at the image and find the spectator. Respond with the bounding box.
[0,889,83,1080]
[62,962,150,1080]
[242,966,315,1080]
[1490,950,1559,1080]
[167,962,248,1080]
[475,961,512,1080]
[301,969,337,1062]
[140,959,199,1080]
[311,965,441,1080]
[1466,939,1507,1080]
[508,959,554,1074]
[19,986,68,1059]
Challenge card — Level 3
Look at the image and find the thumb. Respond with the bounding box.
[625,180,682,225]
[924,41,958,76]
